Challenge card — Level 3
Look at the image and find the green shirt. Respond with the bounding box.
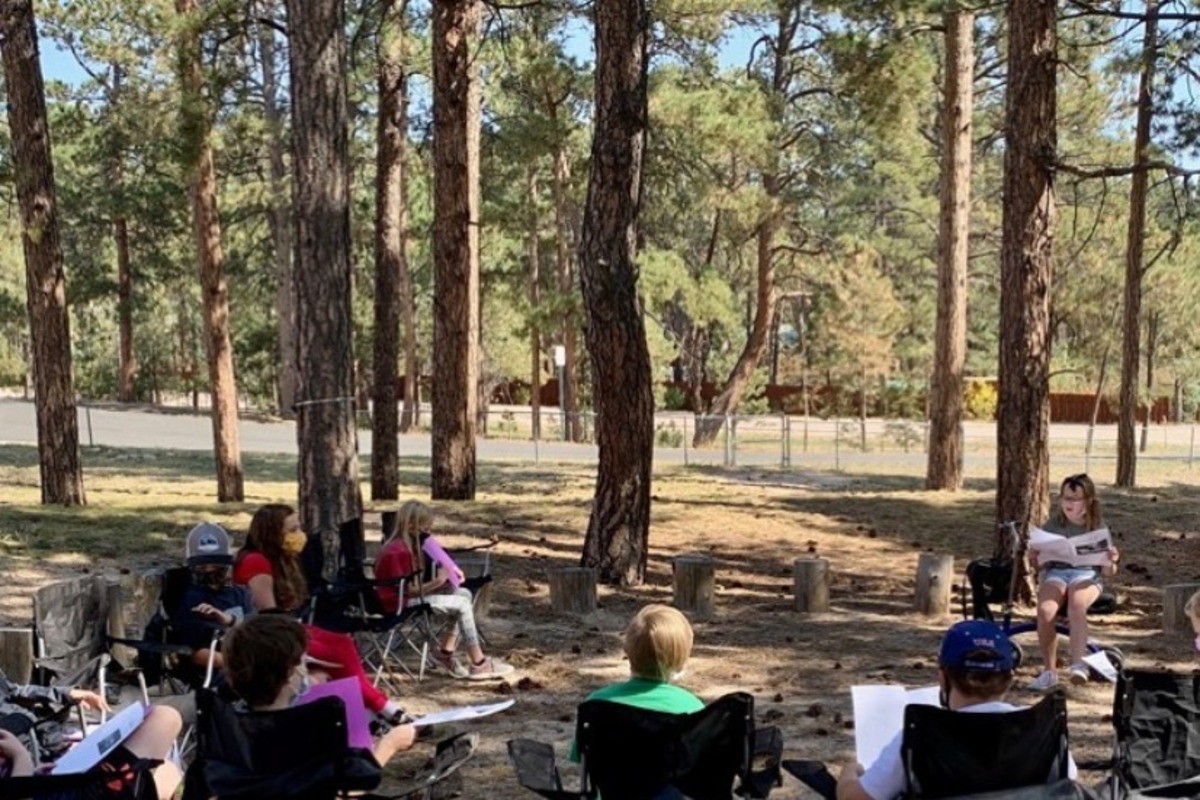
[569,678,704,762]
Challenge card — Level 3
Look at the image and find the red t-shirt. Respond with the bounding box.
[375,539,415,614]
[233,551,274,588]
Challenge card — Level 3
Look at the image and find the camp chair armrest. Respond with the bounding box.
[507,738,586,800]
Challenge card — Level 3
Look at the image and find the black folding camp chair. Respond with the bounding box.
[185,689,477,800]
[901,690,1074,799]
[1108,669,1200,799]
[508,691,782,800]
[32,576,114,695]
[307,518,442,686]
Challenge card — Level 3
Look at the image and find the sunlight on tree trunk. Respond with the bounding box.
[578,0,653,587]
[926,4,973,492]
[431,0,481,500]
[286,0,362,572]
[177,0,244,503]
[0,0,86,506]
[1117,0,1159,488]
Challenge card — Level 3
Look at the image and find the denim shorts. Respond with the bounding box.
[1040,565,1100,589]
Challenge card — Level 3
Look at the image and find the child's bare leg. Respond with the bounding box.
[1036,582,1066,670]
[124,705,183,800]
[1066,582,1101,666]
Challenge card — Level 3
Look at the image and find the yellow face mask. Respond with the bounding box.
[282,530,307,555]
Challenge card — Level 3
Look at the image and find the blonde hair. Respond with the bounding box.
[624,604,693,681]
[391,499,434,571]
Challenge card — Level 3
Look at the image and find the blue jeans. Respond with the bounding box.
[1040,566,1100,589]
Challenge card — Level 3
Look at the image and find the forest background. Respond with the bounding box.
[4,0,1200,436]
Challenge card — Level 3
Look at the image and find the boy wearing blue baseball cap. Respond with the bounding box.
[836,620,1077,800]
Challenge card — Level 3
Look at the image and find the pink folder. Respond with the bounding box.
[296,677,373,750]
[423,535,463,588]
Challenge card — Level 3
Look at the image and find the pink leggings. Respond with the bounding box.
[303,624,388,713]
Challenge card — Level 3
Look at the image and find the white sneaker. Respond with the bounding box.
[427,650,470,679]
[467,657,515,681]
[1068,663,1089,685]
[1028,669,1058,691]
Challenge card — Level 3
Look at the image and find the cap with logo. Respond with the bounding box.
[185,522,234,567]
[938,620,1015,673]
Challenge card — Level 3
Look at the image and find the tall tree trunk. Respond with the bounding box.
[551,146,582,441]
[115,215,136,401]
[1140,311,1158,452]
[286,0,361,573]
[578,0,653,586]
[692,194,777,446]
[431,0,481,500]
[371,0,408,502]
[997,0,1056,600]
[257,0,297,418]
[0,0,86,505]
[528,168,542,441]
[112,65,136,404]
[926,4,974,491]
[1117,0,1158,486]
[177,0,244,503]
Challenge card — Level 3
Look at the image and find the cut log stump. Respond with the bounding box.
[549,567,597,615]
[673,555,715,618]
[793,558,830,613]
[1163,583,1200,635]
[915,553,954,616]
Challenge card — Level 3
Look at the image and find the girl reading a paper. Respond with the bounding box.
[1027,474,1120,691]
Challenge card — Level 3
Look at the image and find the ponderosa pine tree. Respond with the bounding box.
[0,0,86,505]
[431,0,481,500]
[286,0,361,571]
[997,0,1056,596]
[578,0,654,586]
[371,0,409,501]
[926,2,974,491]
[176,0,244,503]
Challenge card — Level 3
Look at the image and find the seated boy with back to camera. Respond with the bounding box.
[836,620,1078,800]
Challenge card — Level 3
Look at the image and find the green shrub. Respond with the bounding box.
[964,380,999,421]
[655,422,684,448]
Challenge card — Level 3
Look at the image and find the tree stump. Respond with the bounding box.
[915,553,954,616]
[1163,583,1200,635]
[0,628,33,684]
[549,567,597,614]
[673,555,715,617]
[793,558,830,613]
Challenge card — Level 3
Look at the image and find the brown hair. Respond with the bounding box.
[624,605,693,681]
[224,615,307,707]
[944,661,1014,701]
[1054,473,1103,530]
[236,503,309,611]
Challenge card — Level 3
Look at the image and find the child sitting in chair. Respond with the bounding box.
[172,522,254,675]
[836,620,1078,800]
[570,604,703,761]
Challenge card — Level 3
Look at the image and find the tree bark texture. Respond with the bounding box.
[177,0,244,503]
[578,0,654,586]
[926,6,974,492]
[115,214,136,402]
[551,146,582,442]
[0,0,86,505]
[527,169,542,441]
[1117,0,1158,487]
[285,0,362,566]
[997,0,1056,599]
[371,0,408,502]
[431,0,481,500]
[257,1,297,419]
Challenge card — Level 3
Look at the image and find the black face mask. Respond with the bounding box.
[192,566,231,590]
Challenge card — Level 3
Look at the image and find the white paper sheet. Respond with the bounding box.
[52,702,147,775]
[1029,527,1113,568]
[1081,650,1118,683]
[851,685,939,769]
[410,699,515,727]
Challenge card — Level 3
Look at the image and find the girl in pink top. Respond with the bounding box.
[375,500,514,681]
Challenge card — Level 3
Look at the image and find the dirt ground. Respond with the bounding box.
[3,452,1200,798]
